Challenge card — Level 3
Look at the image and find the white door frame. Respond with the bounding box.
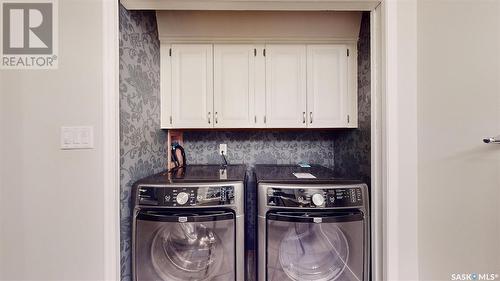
[102,1,419,280]
[377,1,419,280]
[102,0,120,280]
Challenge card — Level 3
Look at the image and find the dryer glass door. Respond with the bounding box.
[135,210,235,281]
[266,210,365,281]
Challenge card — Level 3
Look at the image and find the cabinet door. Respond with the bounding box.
[171,44,213,128]
[214,45,256,128]
[306,45,348,128]
[265,45,307,128]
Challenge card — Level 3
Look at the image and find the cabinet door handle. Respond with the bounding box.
[208,112,211,124]
[303,112,306,124]
[254,115,257,123]
[215,112,218,124]
[310,112,313,124]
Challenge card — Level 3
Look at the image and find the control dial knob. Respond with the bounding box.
[312,193,325,206]
[176,192,189,205]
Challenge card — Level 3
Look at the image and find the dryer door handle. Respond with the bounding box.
[267,211,364,223]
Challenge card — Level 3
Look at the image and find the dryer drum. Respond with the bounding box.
[151,223,224,280]
[278,223,349,281]
[266,210,365,281]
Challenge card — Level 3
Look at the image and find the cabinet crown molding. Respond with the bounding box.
[121,0,380,11]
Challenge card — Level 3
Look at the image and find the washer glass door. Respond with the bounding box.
[135,209,235,281]
[266,210,365,281]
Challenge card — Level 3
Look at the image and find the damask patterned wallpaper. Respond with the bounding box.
[119,6,166,281]
[183,131,335,168]
[334,12,371,184]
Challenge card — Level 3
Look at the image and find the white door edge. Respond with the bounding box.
[379,0,419,280]
[102,0,121,280]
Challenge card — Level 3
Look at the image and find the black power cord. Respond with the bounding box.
[221,151,228,167]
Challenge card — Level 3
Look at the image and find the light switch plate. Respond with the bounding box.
[61,126,94,149]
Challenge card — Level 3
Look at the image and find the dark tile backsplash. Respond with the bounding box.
[119,7,370,281]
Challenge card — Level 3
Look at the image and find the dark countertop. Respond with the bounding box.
[134,164,247,185]
[254,164,362,184]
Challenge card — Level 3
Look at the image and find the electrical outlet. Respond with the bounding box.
[219,144,227,155]
[219,169,227,180]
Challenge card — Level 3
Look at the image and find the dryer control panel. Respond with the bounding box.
[267,187,363,208]
[137,185,235,207]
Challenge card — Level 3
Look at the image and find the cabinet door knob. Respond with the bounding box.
[303,112,306,124]
[310,112,313,124]
[208,112,211,124]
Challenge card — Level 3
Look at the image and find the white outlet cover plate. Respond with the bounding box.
[219,169,227,180]
[219,143,227,155]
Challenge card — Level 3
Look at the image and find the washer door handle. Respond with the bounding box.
[137,210,234,222]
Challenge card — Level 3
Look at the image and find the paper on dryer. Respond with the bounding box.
[293,173,316,179]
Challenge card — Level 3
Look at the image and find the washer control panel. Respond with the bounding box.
[267,187,363,208]
[137,185,235,207]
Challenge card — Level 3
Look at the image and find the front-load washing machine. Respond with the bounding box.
[255,165,370,281]
[132,165,246,281]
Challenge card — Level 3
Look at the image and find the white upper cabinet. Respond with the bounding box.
[265,45,307,128]
[160,43,357,129]
[306,44,349,128]
[169,44,213,128]
[213,45,256,128]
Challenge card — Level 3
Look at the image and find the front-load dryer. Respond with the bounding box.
[132,165,246,281]
[255,165,370,281]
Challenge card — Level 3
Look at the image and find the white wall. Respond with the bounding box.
[395,0,419,279]
[417,1,500,280]
[0,0,106,280]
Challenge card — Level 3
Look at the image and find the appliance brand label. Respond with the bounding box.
[1,0,58,69]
